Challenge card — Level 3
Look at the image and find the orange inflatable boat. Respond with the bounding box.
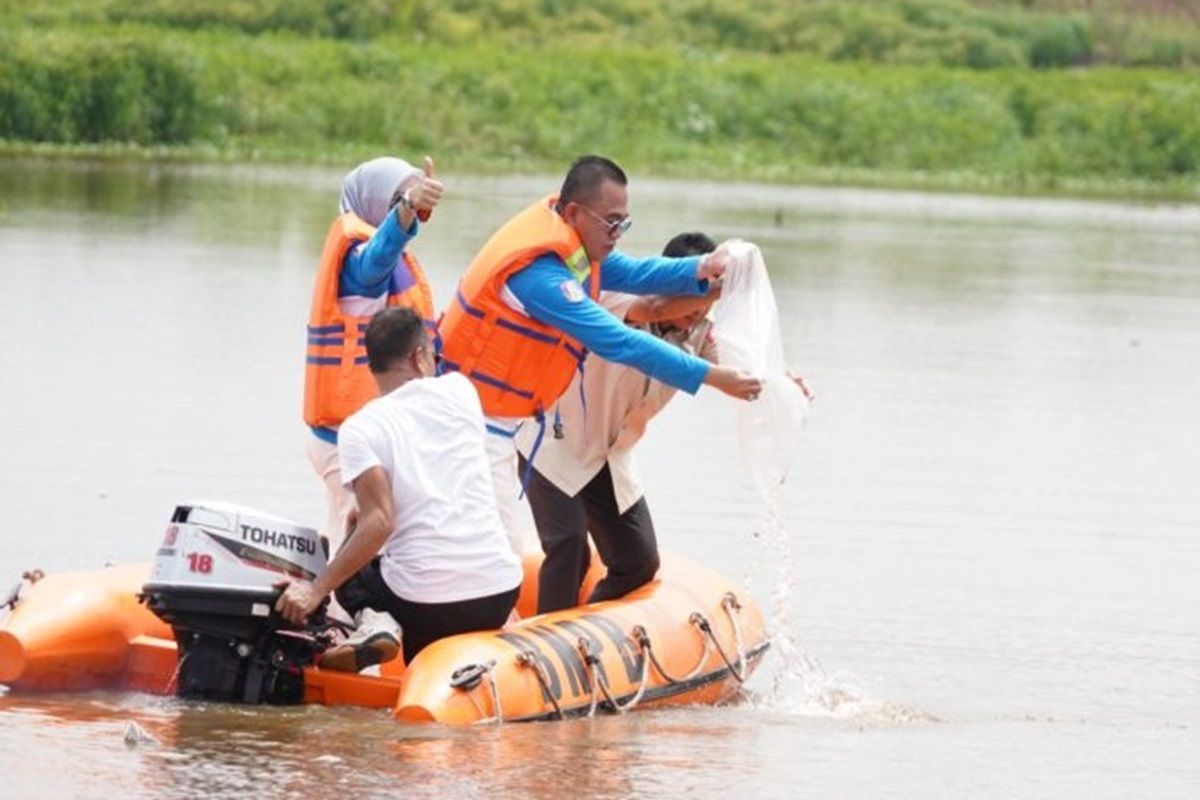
[0,503,768,723]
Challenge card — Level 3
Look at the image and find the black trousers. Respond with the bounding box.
[337,558,519,665]
[519,455,661,614]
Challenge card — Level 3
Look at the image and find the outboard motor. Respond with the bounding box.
[142,502,329,705]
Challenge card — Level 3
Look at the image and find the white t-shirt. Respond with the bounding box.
[338,372,523,604]
[515,291,715,514]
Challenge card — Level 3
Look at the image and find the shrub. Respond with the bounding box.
[0,33,210,143]
[1027,17,1092,67]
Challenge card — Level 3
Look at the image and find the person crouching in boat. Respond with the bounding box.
[279,307,523,671]
[304,156,442,559]
[515,232,816,613]
[437,155,764,554]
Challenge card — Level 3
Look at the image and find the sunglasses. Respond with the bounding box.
[578,204,632,237]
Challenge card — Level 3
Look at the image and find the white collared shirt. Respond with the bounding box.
[515,292,714,514]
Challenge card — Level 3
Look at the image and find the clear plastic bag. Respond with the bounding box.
[710,240,809,489]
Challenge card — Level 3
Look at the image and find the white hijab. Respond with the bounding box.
[338,157,421,227]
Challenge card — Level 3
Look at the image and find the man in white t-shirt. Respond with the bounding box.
[277,307,523,669]
[516,233,814,613]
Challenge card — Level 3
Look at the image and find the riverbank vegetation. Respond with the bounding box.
[2,0,1197,197]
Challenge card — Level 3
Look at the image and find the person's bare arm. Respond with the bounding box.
[703,364,762,400]
[625,294,710,324]
[275,466,395,625]
[623,279,721,324]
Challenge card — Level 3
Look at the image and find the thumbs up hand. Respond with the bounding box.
[409,155,443,221]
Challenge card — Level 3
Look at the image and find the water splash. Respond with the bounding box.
[748,483,844,714]
[747,491,938,725]
[713,241,936,725]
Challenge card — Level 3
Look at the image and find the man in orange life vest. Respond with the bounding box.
[438,155,763,552]
[303,156,443,555]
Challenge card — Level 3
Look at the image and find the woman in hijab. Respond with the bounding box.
[303,155,444,557]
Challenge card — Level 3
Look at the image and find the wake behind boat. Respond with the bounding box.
[0,502,768,723]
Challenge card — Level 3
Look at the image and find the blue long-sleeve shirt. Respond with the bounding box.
[505,251,712,394]
[339,209,419,298]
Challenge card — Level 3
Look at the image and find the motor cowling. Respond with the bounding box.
[141,502,329,705]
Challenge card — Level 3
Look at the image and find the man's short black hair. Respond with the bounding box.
[662,231,716,258]
[365,307,426,374]
[558,155,627,207]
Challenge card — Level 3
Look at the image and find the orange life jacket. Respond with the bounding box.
[303,212,435,431]
[438,196,599,419]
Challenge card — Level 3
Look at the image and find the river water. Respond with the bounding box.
[0,160,1197,798]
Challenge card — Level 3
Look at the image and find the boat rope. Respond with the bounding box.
[690,592,749,684]
[449,660,503,724]
[515,650,564,720]
[722,592,748,680]
[577,638,602,718]
[576,635,651,716]
[634,618,712,686]
[483,666,503,725]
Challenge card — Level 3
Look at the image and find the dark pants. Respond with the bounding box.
[519,455,661,614]
[337,558,519,664]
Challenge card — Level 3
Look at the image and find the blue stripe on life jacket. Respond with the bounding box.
[496,316,559,345]
[441,357,537,401]
[469,369,535,400]
[307,323,345,335]
[455,288,486,319]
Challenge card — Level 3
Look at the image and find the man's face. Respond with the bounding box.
[563,179,629,264]
[656,307,709,341]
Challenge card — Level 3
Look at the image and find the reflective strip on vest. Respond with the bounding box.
[564,246,591,284]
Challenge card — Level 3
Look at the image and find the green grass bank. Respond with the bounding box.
[2,0,1198,199]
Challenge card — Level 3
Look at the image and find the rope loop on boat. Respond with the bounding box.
[483,664,503,725]
[634,623,711,686]
[516,650,564,720]
[691,594,749,684]
[576,637,603,718]
[721,592,748,682]
[574,634,652,716]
